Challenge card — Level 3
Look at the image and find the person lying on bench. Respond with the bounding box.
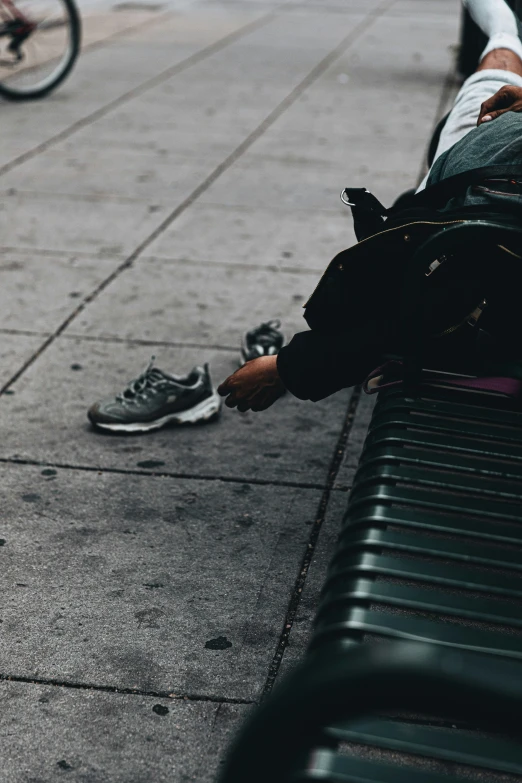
[219,0,522,413]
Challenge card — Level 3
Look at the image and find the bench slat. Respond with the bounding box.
[294,747,500,783]
[326,553,522,598]
[324,719,522,776]
[318,577,522,629]
[348,505,522,546]
[335,528,522,572]
[312,607,522,659]
[354,463,522,501]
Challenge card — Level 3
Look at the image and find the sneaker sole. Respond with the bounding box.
[91,390,222,433]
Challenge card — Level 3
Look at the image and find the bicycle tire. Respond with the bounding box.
[0,0,81,100]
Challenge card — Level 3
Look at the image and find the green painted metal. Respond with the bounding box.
[219,381,522,781]
[324,719,522,776]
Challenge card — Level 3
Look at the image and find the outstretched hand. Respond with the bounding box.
[218,355,286,412]
[478,85,522,125]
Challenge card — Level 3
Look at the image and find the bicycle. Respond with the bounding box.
[0,0,80,100]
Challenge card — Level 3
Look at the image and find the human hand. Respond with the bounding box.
[477,85,522,125]
[217,355,286,412]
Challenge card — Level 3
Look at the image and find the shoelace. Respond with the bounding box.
[248,319,282,346]
[117,356,164,402]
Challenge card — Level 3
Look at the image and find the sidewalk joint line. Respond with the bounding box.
[0,328,52,338]
[0,672,255,705]
[260,385,362,698]
[0,456,329,492]
[61,333,240,352]
[0,328,240,352]
[0,244,327,275]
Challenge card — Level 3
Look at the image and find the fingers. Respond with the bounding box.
[478,108,508,125]
[222,386,281,413]
[217,356,283,412]
[223,385,263,410]
[217,375,235,396]
[477,85,516,125]
[217,365,256,397]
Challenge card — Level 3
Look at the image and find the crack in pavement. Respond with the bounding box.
[0,244,328,275]
[0,456,336,492]
[0,672,255,705]
[261,385,362,698]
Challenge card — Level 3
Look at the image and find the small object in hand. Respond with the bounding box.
[240,319,284,365]
[88,357,221,433]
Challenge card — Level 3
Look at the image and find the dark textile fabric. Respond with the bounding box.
[278,111,522,402]
[276,329,382,402]
[427,111,522,209]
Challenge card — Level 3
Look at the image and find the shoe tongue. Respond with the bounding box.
[122,366,167,399]
[256,333,275,346]
[148,367,168,382]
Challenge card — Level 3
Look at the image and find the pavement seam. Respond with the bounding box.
[62,334,241,352]
[0,244,329,275]
[0,456,332,491]
[0,328,241,353]
[0,673,255,705]
[260,385,362,698]
[0,12,275,180]
[0,0,394,395]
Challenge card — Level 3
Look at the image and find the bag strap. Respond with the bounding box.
[364,360,522,398]
[399,165,522,212]
[342,165,522,240]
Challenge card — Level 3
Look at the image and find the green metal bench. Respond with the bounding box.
[217,217,522,783]
[218,381,522,783]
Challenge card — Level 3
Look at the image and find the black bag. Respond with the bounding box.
[303,166,522,356]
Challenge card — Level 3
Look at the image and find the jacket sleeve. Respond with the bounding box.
[276,328,383,402]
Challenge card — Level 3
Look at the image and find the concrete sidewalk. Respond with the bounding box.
[0,0,460,780]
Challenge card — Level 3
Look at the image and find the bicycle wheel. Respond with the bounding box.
[0,0,80,100]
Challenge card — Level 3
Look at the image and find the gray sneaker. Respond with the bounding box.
[88,358,221,433]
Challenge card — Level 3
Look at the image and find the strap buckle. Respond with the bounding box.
[340,187,369,207]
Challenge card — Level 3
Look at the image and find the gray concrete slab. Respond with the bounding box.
[194,4,459,209]
[0,338,350,484]
[286,0,384,11]
[0,146,222,203]
[0,8,265,150]
[0,251,121,333]
[0,192,166,255]
[0,680,248,782]
[145,203,352,271]
[197,152,415,211]
[0,10,373,200]
[71,256,317,345]
[389,0,460,17]
[0,462,320,699]
[0,333,46,387]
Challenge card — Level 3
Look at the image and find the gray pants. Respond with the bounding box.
[417,68,522,191]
